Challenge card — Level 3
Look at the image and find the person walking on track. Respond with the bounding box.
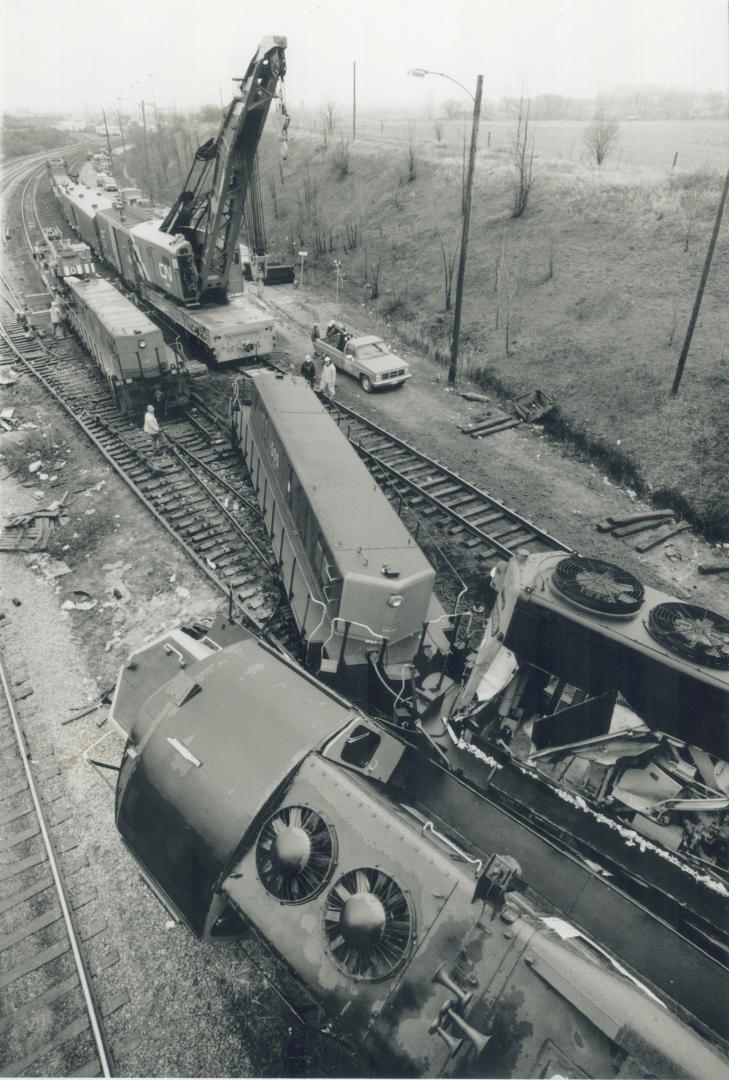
[143,404,162,454]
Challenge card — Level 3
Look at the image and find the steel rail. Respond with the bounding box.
[0,649,115,1077]
[319,395,572,559]
[0,320,271,638]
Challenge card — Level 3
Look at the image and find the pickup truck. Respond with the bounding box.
[313,326,411,392]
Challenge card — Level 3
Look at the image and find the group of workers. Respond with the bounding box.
[300,352,336,396]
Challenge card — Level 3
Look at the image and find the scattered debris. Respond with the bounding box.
[698,563,729,576]
[62,700,102,725]
[512,388,554,422]
[634,521,691,553]
[28,460,43,474]
[596,509,674,533]
[0,491,70,552]
[0,367,18,386]
[460,391,491,403]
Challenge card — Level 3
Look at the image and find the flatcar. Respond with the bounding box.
[111,617,729,1078]
[230,371,459,706]
[61,275,189,416]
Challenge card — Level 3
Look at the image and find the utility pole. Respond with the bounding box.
[353,61,356,142]
[140,99,153,199]
[671,167,729,395]
[449,74,483,386]
[116,101,127,156]
[102,109,114,173]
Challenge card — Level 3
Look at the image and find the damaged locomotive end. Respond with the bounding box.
[112,621,729,1078]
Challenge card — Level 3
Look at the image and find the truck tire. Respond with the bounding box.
[360,374,373,393]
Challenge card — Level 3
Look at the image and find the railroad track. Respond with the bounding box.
[0,650,113,1077]
[319,396,572,564]
[0,150,302,654]
[0,316,300,655]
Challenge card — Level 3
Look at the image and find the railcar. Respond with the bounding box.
[94,204,156,283]
[230,371,460,706]
[111,618,729,1078]
[63,275,189,416]
[57,180,114,252]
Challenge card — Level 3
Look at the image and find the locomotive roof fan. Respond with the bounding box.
[323,867,414,981]
[256,805,337,904]
[647,602,729,670]
[550,555,645,617]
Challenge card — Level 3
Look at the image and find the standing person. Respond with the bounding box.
[310,323,320,347]
[143,404,161,454]
[49,297,64,340]
[300,354,316,388]
[319,356,336,397]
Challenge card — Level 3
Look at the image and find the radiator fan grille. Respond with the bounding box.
[256,805,337,904]
[551,555,645,616]
[647,603,729,670]
[323,867,414,981]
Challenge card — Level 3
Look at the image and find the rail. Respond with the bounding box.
[0,649,114,1077]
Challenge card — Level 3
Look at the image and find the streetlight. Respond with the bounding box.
[408,67,483,386]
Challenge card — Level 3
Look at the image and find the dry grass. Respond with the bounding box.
[256,121,729,538]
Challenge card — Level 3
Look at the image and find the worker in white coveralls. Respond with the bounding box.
[143,404,162,454]
[49,297,64,339]
[319,356,336,397]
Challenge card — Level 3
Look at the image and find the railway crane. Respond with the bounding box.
[126,36,287,362]
[160,36,287,304]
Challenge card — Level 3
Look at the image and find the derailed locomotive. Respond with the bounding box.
[112,618,729,1078]
[230,371,459,707]
[228,370,729,1034]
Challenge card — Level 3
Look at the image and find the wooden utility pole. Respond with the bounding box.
[116,105,127,156]
[671,167,729,395]
[449,75,483,386]
[102,110,114,173]
[353,61,357,142]
[140,100,153,199]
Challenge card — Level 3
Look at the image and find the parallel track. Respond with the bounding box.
[0,315,300,654]
[0,651,114,1077]
[320,396,571,564]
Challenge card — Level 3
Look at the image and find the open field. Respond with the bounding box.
[334,117,729,174]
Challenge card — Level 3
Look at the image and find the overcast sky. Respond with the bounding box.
[2,0,728,116]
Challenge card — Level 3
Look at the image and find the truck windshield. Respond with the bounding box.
[358,342,389,359]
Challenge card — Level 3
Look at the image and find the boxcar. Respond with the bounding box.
[231,371,453,702]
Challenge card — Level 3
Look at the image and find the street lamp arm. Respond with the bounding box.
[407,68,475,101]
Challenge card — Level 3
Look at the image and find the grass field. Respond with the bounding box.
[253,116,729,537]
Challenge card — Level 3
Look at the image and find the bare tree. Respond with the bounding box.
[364,223,385,299]
[321,98,336,136]
[582,110,619,166]
[512,97,535,218]
[333,135,351,178]
[496,229,519,355]
[433,120,444,143]
[343,216,361,251]
[435,224,459,311]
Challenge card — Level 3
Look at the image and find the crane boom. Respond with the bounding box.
[161,35,287,304]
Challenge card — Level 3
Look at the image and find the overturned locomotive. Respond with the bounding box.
[112,618,729,1078]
